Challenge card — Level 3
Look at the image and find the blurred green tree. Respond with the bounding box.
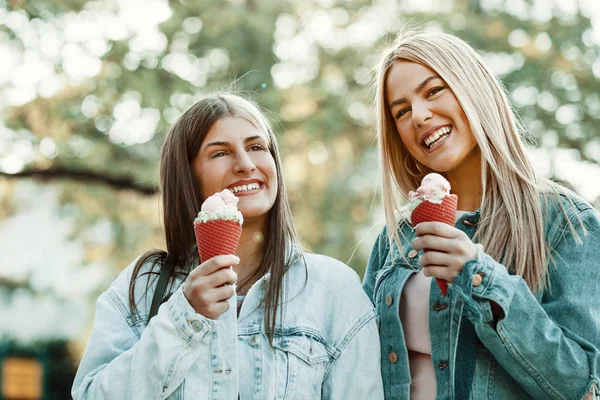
[2,0,599,274]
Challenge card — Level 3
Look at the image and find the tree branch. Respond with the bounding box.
[0,276,29,291]
[0,167,157,195]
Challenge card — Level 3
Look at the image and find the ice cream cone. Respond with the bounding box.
[410,194,458,296]
[194,220,242,262]
[410,194,458,227]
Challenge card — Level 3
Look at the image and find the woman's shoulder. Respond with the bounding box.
[283,252,362,294]
[302,252,356,271]
[542,187,594,214]
[541,188,598,225]
[540,187,600,245]
[103,254,164,321]
[296,252,363,288]
[287,252,377,341]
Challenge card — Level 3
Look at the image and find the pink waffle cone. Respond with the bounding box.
[410,194,458,296]
[194,219,242,262]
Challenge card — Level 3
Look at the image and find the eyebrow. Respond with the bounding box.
[389,76,442,108]
[203,135,265,150]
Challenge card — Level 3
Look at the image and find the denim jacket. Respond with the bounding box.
[363,193,600,400]
[72,251,384,399]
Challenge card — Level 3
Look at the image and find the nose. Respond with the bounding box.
[412,101,433,128]
[234,151,256,175]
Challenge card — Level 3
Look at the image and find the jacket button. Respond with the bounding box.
[463,219,475,226]
[188,320,204,332]
[385,295,393,306]
[432,303,447,311]
[408,250,418,258]
[472,273,483,287]
[438,361,448,370]
[250,335,261,346]
[389,352,398,364]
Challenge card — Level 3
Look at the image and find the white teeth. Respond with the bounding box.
[231,183,260,193]
[424,126,451,148]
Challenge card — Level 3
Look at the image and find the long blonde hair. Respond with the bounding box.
[375,29,579,292]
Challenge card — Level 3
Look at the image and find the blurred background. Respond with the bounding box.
[0,0,599,397]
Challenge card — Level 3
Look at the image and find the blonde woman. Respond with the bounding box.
[363,30,600,399]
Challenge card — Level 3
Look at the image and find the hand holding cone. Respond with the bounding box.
[409,174,458,296]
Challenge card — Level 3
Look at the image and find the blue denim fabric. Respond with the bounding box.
[363,193,600,399]
[72,252,384,399]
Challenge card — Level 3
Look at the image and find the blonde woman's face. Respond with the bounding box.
[191,117,278,225]
[386,60,478,175]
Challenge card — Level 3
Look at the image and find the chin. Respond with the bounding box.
[423,156,462,173]
[239,207,270,220]
[422,163,451,174]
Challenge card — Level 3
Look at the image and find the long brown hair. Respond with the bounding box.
[128,92,302,344]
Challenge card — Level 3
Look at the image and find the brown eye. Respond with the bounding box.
[248,144,267,151]
[210,151,228,159]
[427,86,446,97]
[395,107,411,119]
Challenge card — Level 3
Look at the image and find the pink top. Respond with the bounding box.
[400,211,468,399]
[400,269,436,399]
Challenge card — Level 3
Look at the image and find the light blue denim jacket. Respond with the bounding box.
[363,193,600,399]
[72,251,384,399]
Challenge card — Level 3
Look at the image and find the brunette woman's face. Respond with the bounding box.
[386,60,478,175]
[192,117,278,224]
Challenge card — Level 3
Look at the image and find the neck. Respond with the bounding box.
[234,216,266,291]
[445,150,483,212]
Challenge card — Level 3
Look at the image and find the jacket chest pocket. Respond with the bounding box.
[273,335,330,400]
[374,245,420,305]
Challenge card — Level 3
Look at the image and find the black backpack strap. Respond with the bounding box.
[149,255,174,321]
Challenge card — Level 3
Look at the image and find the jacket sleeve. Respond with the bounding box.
[72,285,221,400]
[452,207,600,399]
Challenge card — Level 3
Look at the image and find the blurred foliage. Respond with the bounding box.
[1,0,599,307]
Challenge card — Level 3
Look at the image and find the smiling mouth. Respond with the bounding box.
[423,126,452,150]
[229,182,262,194]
